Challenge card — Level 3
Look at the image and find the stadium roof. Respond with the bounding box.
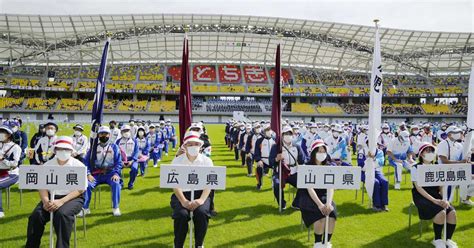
[0,14,472,75]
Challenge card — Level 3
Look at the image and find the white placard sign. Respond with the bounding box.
[297,165,361,189]
[160,164,226,190]
[19,165,87,191]
[416,163,471,187]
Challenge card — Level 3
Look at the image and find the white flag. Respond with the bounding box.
[365,22,383,199]
[463,64,474,159]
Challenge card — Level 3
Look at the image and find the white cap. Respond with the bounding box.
[98,126,111,134]
[121,125,131,131]
[53,136,75,151]
[183,131,204,145]
[446,126,462,134]
[282,126,293,134]
[399,130,410,139]
[310,139,327,153]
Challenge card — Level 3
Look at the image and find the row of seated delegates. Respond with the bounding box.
[46,80,73,90]
[0,97,24,109]
[52,67,80,79]
[450,103,467,115]
[10,66,46,76]
[25,98,57,110]
[57,98,89,111]
[10,78,41,88]
[206,99,262,112]
[430,76,469,86]
[319,72,345,86]
[422,103,452,115]
[139,64,165,81]
[433,86,464,95]
[110,65,139,81]
[248,86,271,94]
[344,74,370,85]
[293,68,320,84]
[340,103,369,114]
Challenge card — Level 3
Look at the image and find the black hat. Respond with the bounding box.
[44,122,58,130]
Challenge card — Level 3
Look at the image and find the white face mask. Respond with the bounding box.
[333,132,340,138]
[422,152,436,163]
[138,131,145,137]
[265,131,272,138]
[56,150,72,161]
[11,126,18,133]
[0,133,6,142]
[310,128,317,133]
[316,152,327,162]
[74,131,82,136]
[122,132,131,138]
[255,128,261,134]
[46,129,55,137]
[283,135,292,144]
[186,146,200,157]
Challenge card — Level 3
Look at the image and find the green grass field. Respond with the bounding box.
[1,123,473,247]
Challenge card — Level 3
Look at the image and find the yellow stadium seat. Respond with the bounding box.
[118,100,148,112]
[0,97,24,109]
[316,105,344,114]
[58,99,88,111]
[292,103,316,113]
[25,98,57,110]
[422,104,451,115]
[149,101,176,112]
[220,85,245,93]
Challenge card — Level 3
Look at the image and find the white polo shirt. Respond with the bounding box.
[437,139,464,164]
[171,153,214,192]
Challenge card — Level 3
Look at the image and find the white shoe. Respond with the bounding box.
[0,212,4,218]
[432,239,446,248]
[157,159,161,162]
[153,164,158,168]
[77,208,90,217]
[446,239,458,248]
[313,242,323,248]
[394,183,401,190]
[113,208,121,217]
[324,242,332,248]
[165,153,169,156]
[461,199,473,206]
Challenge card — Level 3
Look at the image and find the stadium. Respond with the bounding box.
[0,6,473,248]
[0,14,471,123]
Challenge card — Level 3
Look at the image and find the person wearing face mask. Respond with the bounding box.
[254,124,276,190]
[238,124,252,169]
[324,125,349,166]
[34,122,58,164]
[166,119,177,151]
[318,124,331,141]
[147,124,162,168]
[71,124,89,163]
[421,123,435,144]
[232,123,245,161]
[170,131,214,248]
[80,126,123,217]
[298,140,337,248]
[271,126,305,210]
[303,123,320,162]
[129,119,138,138]
[409,125,423,159]
[136,127,150,177]
[116,125,139,190]
[109,120,121,144]
[411,143,458,248]
[378,123,393,157]
[437,126,467,202]
[29,124,45,165]
[244,123,262,178]
[387,130,415,189]
[0,125,21,218]
[26,136,86,247]
[358,137,389,212]
[159,120,171,156]
[437,123,448,143]
[9,120,27,165]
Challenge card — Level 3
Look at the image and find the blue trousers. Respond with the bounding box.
[164,140,169,154]
[126,161,139,188]
[84,173,121,209]
[138,161,147,176]
[170,137,176,149]
[0,174,19,212]
[272,173,299,208]
[150,148,161,164]
[362,170,389,208]
[389,158,410,183]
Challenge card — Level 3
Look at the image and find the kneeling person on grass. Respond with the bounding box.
[26,136,85,248]
[170,131,214,248]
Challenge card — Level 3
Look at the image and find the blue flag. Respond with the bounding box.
[88,39,110,166]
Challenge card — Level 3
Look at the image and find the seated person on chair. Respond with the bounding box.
[0,125,21,218]
[26,136,85,248]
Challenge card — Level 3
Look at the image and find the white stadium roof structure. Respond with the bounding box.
[0,14,472,75]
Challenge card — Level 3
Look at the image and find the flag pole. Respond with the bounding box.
[276,39,283,213]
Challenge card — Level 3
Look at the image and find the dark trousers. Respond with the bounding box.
[234,147,239,160]
[171,192,211,248]
[240,150,246,166]
[273,172,299,208]
[26,195,84,248]
[246,155,254,175]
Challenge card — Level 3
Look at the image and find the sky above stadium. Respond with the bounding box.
[1,0,472,32]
